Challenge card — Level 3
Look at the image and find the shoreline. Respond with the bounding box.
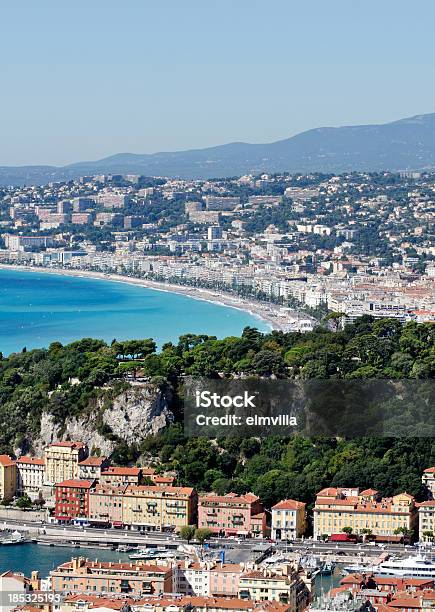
[0,263,297,332]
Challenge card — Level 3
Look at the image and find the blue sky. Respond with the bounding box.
[1,0,434,166]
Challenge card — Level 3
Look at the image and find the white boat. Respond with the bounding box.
[1,530,25,545]
[129,548,153,560]
[343,555,435,579]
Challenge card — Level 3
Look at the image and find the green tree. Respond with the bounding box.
[15,495,32,509]
[179,525,196,543]
[195,527,213,545]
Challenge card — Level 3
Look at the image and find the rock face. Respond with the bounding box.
[103,385,174,445]
[32,383,174,456]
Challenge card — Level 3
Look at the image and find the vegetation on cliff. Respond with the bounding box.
[0,317,433,509]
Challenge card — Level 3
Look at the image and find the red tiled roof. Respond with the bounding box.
[272,499,305,510]
[0,454,16,467]
[200,492,259,505]
[101,466,141,476]
[16,456,44,466]
[125,484,194,496]
[78,456,108,466]
[55,479,94,489]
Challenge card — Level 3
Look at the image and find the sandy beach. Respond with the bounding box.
[0,263,297,332]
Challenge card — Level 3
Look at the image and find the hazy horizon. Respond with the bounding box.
[1,0,435,166]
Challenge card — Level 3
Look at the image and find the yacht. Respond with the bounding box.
[1,530,25,545]
[117,545,134,553]
[129,547,169,560]
[129,548,155,560]
[343,555,435,579]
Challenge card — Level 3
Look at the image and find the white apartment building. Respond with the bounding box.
[16,456,44,497]
[418,501,435,541]
[422,467,435,499]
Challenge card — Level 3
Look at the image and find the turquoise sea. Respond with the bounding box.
[0,542,341,593]
[0,542,132,578]
[0,268,268,355]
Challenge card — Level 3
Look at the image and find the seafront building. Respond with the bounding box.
[88,483,128,526]
[313,488,417,539]
[198,492,266,537]
[44,441,88,486]
[238,566,310,610]
[0,455,17,502]
[122,485,197,531]
[418,500,435,541]
[47,558,310,610]
[422,467,435,499]
[55,479,95,522]
[16,455,45,497]
[50,557,173,594]
[60,593,293,612]
[271,500,307,541]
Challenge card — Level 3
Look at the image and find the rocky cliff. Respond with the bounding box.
[31,382,174,456]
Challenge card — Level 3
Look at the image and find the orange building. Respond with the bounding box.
[198,493,265,537]
[50,557,173,595]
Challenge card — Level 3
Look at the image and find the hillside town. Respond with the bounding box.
[1,442,435,540]
[1,441,435,612]
[0,172,434,612]
[0,171,433,330]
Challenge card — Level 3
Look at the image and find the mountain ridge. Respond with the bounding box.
[1,112,435,185]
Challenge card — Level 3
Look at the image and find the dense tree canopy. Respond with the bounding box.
[0,318,433,517]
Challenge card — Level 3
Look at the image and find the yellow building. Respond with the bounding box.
[238,565,310,611]
[0,455,17,502]
[313,487,417,539]
[271,499,306,540]
[122,485,197,532]
[44,442,88,486]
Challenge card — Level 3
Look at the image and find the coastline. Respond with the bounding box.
[0,263,295,332]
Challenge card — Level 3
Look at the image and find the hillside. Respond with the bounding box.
[0,319,433,507]
[1,113,435,185]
